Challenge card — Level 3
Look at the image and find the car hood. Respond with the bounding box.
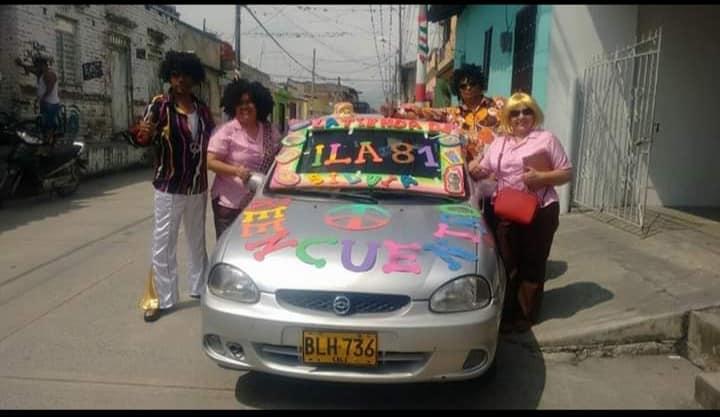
[217,195,499,300]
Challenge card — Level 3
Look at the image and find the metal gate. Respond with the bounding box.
[573,28,662,231]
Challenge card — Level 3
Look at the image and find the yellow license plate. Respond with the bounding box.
[301,330,378,366]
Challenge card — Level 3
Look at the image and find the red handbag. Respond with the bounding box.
[493,139,540,225]
[494,187,539,225]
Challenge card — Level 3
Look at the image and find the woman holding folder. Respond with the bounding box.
[468,92,572,333]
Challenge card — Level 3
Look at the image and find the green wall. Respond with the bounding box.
[454,5,552,109]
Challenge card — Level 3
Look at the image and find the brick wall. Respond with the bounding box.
[0,5,179,143]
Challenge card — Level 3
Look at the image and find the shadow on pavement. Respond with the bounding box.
[233,335,546,409]
[545,260,568,281]
[539,281,614,322]
[0,167,152,234]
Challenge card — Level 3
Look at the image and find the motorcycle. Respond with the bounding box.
[0,112,87,205]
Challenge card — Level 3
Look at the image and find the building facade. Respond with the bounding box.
[0,5,181,174]
[446,4,720,225]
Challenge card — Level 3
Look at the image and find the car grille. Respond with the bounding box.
[275,290,411,316]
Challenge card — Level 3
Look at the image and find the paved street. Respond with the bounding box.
[0,169,702,409]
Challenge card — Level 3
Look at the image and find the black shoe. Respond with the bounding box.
[143,308,163,322]
[189,293,201,300]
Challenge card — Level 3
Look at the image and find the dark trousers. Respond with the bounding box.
[495,202,560,324]
[211,198,243,241]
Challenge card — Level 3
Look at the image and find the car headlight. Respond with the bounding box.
[429,275,492,313]
[207,264,260,304]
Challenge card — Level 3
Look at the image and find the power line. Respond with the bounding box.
[369,5,390,102]
[242,5,333,81]
[269,74,384,82]
[278,7,375,66]
[241,31,356,38]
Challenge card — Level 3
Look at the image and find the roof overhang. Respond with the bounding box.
[427,5,465,22]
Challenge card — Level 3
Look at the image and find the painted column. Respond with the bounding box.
[415,4,428,106]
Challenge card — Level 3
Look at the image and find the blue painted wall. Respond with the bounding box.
[454,5,552,109]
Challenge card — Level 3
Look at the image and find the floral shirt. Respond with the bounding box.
[131,93,215,195]
[391,96,505,160]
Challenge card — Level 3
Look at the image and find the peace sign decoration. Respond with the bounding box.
[324,204,392,231]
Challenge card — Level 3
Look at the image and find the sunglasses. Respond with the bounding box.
[509,108,534,118]
[459,81,478,90]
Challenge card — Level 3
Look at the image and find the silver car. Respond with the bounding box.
[201,114,505,383]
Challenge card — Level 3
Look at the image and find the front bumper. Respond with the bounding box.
[201,291,501,383]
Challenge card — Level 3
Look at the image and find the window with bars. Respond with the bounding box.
[511,5,537,95]
[483,27,493,87]
[56,16,78,86]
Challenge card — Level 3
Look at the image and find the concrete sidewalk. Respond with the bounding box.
[513,209,720,350]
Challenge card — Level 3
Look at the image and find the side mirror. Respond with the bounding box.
[247,172,266,193]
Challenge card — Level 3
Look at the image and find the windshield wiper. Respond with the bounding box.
[355,188,463,204]
[270,188,379,204]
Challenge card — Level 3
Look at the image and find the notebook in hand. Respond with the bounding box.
[522,151,552,172]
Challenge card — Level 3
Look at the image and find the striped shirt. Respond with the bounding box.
[136,93,215,195]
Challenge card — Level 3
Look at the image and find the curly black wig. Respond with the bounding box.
[221,78,275,122]
[159,50,206,84]
[451,63,487,97]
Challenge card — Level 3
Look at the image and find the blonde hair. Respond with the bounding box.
[499,92,544,134]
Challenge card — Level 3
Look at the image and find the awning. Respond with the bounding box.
[427,5,465,22]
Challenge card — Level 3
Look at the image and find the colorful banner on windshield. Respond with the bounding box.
[269,116,467,197]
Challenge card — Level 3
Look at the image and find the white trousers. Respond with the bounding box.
[152,190,208,309]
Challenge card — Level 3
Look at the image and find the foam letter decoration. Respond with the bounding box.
[325,117,339,128]
[276,147,301,164]
[341,240,380,272]
[380,175,398,187]
[296,238,338,268]
[382,240,422,275]
[245,230,298,261]
[400,174,418,189]
[407,120,422,131]
[366,174,382,188]
[343,172,362,185]
[439,213,482,230]
[380,118,394,129]
[443,165,465,195]
[312,144,325,167]
[354,141,383,164]
[433,223,481,244]
[308,173,324,185]
[275,170,301,186]
[437,204,481,218]
[329,172,341,185]
[423,239,478,271]
[324,143,352,166]
[242,205,288,223]
[241,219,286,238]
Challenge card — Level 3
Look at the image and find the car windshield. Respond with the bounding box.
[268,122,469,201]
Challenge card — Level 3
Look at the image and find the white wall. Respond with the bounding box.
[545,5,638,213]
[639,6,720,207]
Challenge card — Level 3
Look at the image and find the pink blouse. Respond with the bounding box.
[478,129,572,208]
[208,119,282,209]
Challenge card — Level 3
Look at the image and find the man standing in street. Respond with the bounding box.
[15,55,60,146]
[130,51,215,322]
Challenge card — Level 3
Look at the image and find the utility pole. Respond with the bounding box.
[310,48,316,116]
[398,5,402,103]
[234,5,241,73]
